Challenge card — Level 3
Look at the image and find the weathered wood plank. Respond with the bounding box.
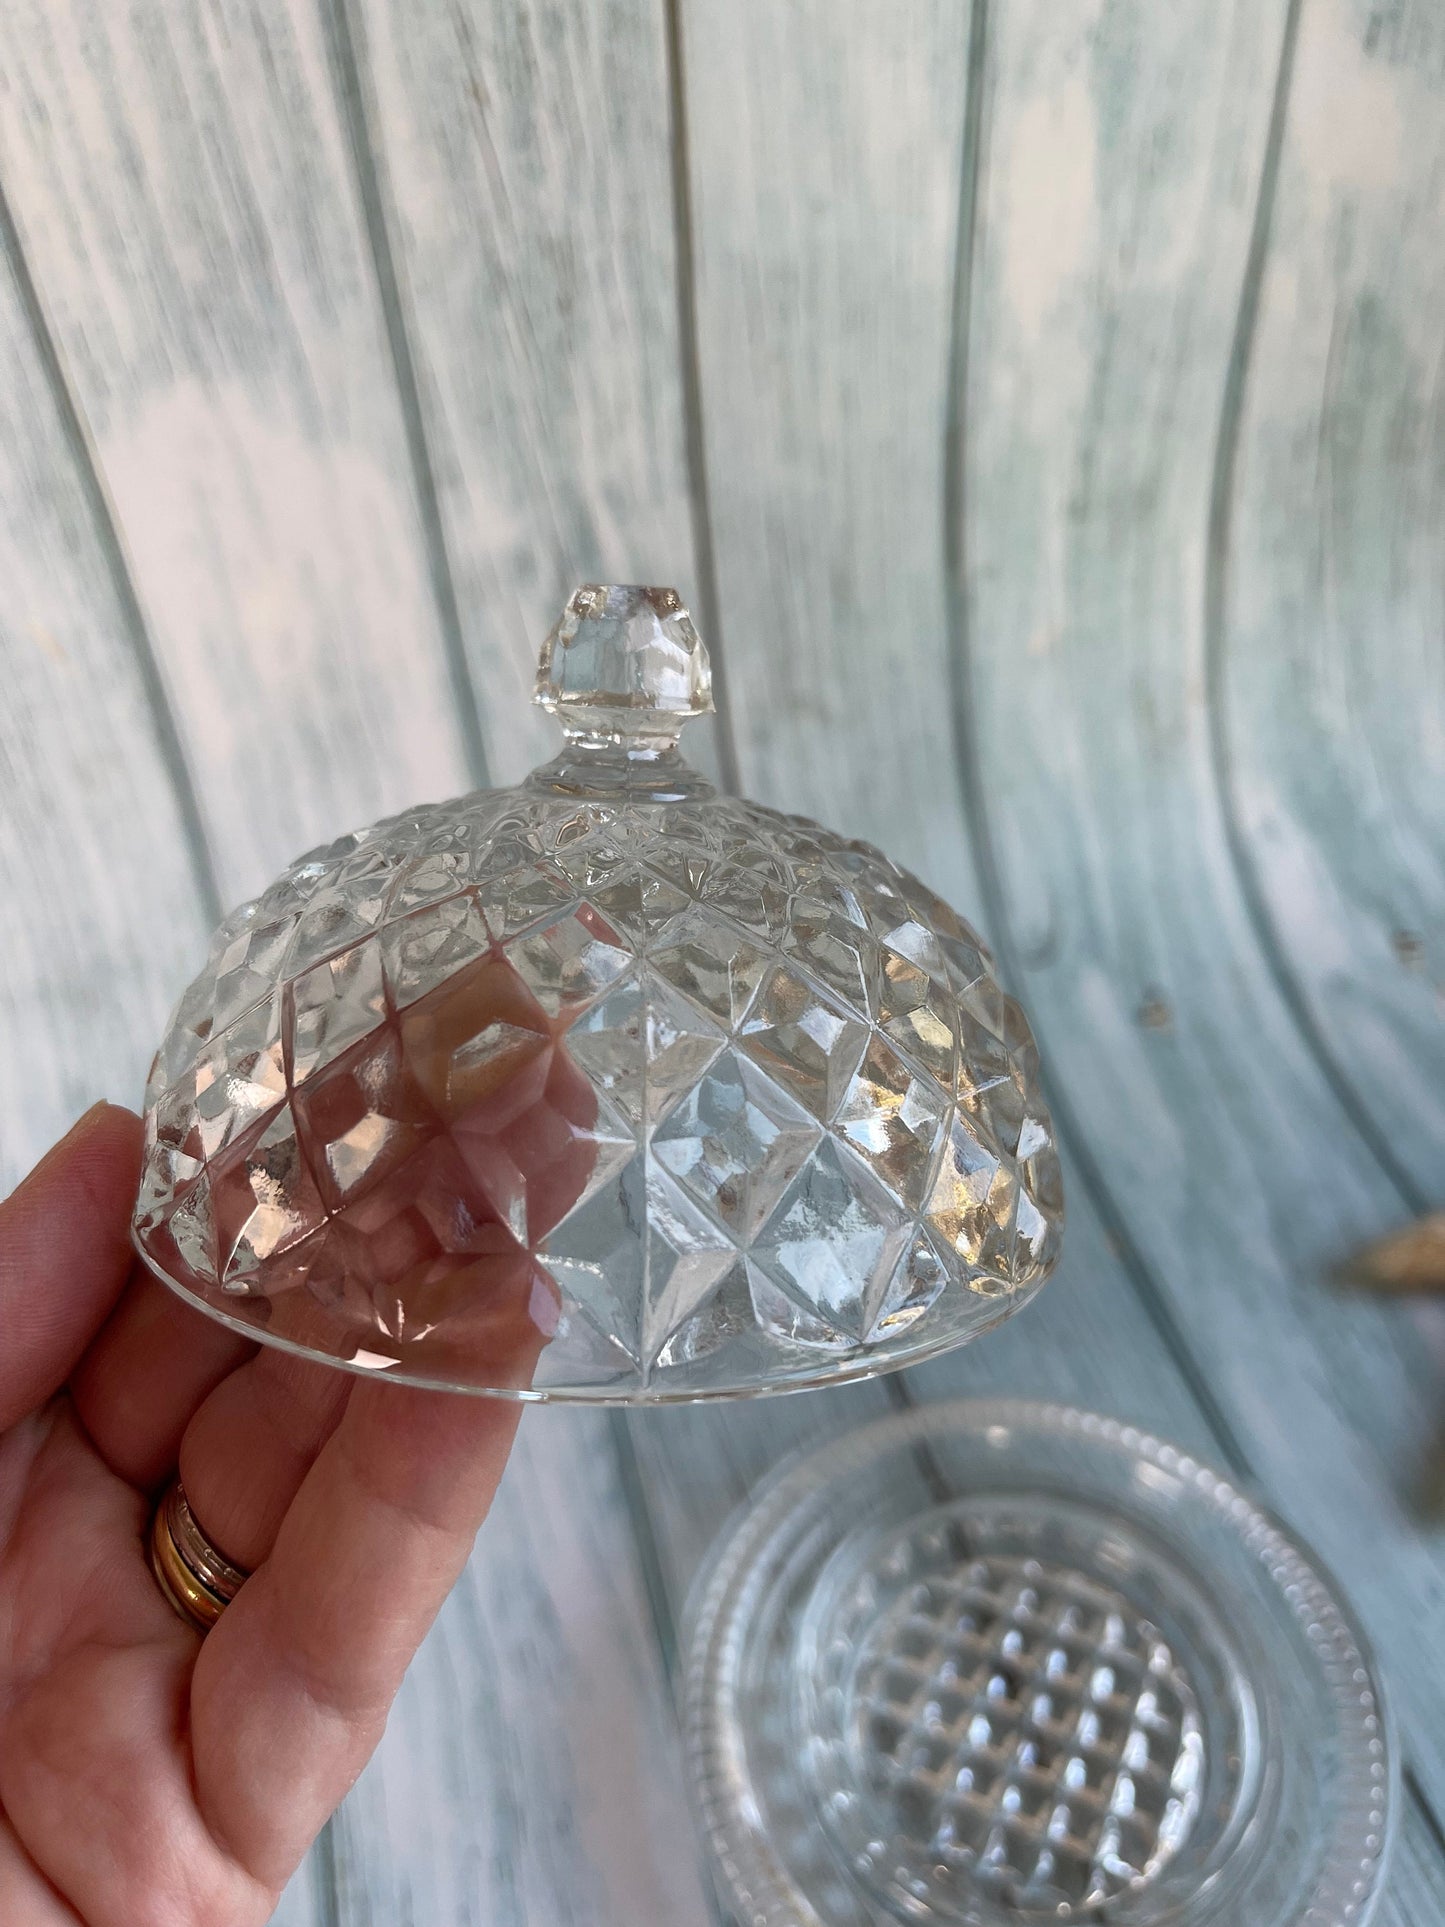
[1219,0,1445,1201]
[956,0,1445,1804]
[266,1863,329,1927]
[346,0,707,787]
[1381,1829,1445,1927]
[2,127,333,1922]
[0,0,473,911]
[5,0,1445,1915]
[321,0,732,1911]
[672,0,1445,1893]
[0,200,209,1189]
[678,0,978,910]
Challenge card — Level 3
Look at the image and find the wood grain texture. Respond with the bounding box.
[0,198,209,1186]
[3,0,1444,1916]
[673,0,1445,1892]
[1379,1835,1445,1927]
[266,1861,328,1927]
[955,0,1445,1803]
[678,0,980,912]
[0,0,473,913]
[345,0,710,788]
[1219,0,1445,1203]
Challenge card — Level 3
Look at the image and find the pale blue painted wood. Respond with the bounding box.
[678,0,979,919]
[0,0,475,912]
[344,0,717,792]
[1218,0,1445,1205]
[667,0,1445,1916]
[955,0,1445,1812]
[0,0,1443,1918]
[0,175,211,1190]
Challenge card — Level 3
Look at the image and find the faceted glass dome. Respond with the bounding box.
[133,586,1062,1400]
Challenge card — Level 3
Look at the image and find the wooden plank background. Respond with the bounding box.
[2,0,1443,1919]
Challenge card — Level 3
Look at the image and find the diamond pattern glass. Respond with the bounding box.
[133,586,1063,1398]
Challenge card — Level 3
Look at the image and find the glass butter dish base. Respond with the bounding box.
[684,1400,1395,1926]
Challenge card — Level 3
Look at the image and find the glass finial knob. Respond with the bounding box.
[535,584,713,747]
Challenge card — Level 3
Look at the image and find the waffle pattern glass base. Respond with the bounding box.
[684,1401,1395,1926]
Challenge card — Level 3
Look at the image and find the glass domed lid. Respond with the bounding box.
[132,586,1063,1401]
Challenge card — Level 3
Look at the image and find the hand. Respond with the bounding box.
[0,1104,525,1925]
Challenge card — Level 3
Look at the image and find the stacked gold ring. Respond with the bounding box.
[148,1478,250,1633]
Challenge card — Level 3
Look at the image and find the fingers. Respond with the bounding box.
[0,1401,177,1692]
[2,1641,270,1927]
[0,1817,86,1924]
[173,1254,545,1581]
[176,1347,352,1571]
[69,1272,254,1490]
[0,1106,143,1431]
[189,1379,523,1891]
[67,960,595,1526]
[0,1405,270,1926]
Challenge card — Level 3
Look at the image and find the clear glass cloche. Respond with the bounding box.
[132,586,1062,1399]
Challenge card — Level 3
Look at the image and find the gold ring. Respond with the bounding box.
[148,1478,250,1633]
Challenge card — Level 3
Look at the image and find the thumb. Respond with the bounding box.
[0,1104,142,1429]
